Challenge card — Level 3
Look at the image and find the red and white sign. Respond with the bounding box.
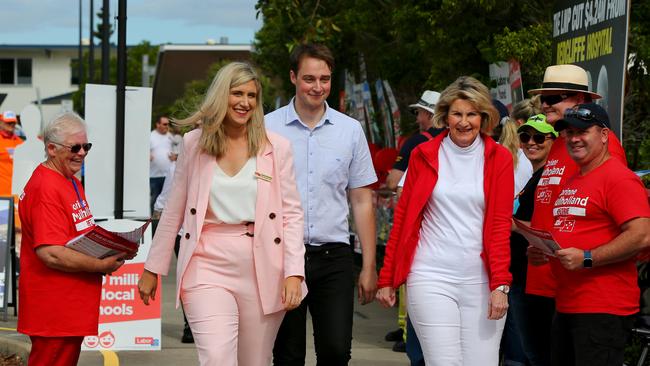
[82,220,161,351]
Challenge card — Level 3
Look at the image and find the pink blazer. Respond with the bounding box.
[144,129,306,315]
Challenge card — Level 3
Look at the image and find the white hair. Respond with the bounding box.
[43,112,87,154]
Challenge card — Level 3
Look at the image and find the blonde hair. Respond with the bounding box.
[175,62,267,158]
[433,76,499,134]
[511,96,542,123]
[498,117,520,168]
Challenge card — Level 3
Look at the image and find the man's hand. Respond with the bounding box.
[358,267,377,305]
[376,287,396,308]
[556,247,585,271]
[138,269,158,305]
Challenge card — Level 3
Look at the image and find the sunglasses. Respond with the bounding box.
[563,107,606,127]
[52,142,93,153]
[519,132,552,144]
[540,93,576,106]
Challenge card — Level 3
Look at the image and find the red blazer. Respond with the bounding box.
[378,130,514,291]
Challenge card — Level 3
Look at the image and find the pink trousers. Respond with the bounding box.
[181,223,285,366]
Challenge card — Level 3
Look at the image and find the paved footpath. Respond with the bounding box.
[0,259,409,365]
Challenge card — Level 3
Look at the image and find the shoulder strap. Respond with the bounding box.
[421,131,434,141]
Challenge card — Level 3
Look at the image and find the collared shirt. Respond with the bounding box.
[265,98,377,245]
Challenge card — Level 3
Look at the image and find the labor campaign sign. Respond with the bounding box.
[82,220,161,351]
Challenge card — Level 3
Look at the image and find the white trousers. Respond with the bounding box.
[407,280,506,366]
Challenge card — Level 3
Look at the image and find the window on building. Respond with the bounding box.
[0,59,14,84]
[17,59,32,84]
[0,58,32,85]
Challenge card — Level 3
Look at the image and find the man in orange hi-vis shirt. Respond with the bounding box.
[0,110,24,197]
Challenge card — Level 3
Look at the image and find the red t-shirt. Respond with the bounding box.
[550,158,650,315]
[18,164,100,336]
[0,134,23,196]
[526,131,626,297]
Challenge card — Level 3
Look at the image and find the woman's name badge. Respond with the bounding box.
[255,171,273,182]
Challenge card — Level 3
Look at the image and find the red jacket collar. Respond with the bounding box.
[416,129,500,169]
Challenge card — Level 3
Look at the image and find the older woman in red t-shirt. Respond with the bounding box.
[18,112,127,366]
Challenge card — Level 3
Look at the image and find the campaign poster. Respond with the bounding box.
[489,60,524,112]
[382,80,401,148]
[375,79,395,148]
[82,219,160,351]
[551,0,630,139]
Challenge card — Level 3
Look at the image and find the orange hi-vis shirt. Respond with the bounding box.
[0,134,24,196]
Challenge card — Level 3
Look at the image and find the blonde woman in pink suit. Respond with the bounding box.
[138,62,306,366]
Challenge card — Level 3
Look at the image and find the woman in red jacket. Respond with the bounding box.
[377,76,514,365]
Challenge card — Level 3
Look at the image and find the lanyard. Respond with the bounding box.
[71,179,85,209]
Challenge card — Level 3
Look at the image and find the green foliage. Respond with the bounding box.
[486,23,553,91]
[254,0,650,164]
[624,0,650,170]
[72,41,159,116]
[160,60,279,125]
[253,0,554,134]
[93,6,114,42]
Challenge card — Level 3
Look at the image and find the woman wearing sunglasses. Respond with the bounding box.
[504,114,558,365]
[18,112,128,366]
[138,62,305,366]
[377,76,513,365]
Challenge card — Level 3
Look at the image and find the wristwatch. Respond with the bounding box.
[583,250,593,268]
[496,285,510,294]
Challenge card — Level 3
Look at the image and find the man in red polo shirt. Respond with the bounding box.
[548,103,650,365]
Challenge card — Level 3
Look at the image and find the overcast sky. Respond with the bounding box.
[0,0,262,45]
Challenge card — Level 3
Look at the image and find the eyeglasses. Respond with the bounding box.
[540,93,576,106]
[52,142,93,153]
[519,132,552,144]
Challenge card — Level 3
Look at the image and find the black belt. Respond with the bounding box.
[304,242,349,253]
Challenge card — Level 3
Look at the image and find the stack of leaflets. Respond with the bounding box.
[513,218,562,257]
[65,221,150,259]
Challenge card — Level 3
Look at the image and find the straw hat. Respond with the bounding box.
[528,64,601,99]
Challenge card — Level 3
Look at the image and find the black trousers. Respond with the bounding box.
[519,294,555,366]
[273,243,355,366]
[551,312,634,366]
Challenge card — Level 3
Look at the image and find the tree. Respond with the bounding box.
[161,60,279,126]
[93,6,114,43]
[72,41,159,115]
[623,0,650,171]
[253,0,554,139]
